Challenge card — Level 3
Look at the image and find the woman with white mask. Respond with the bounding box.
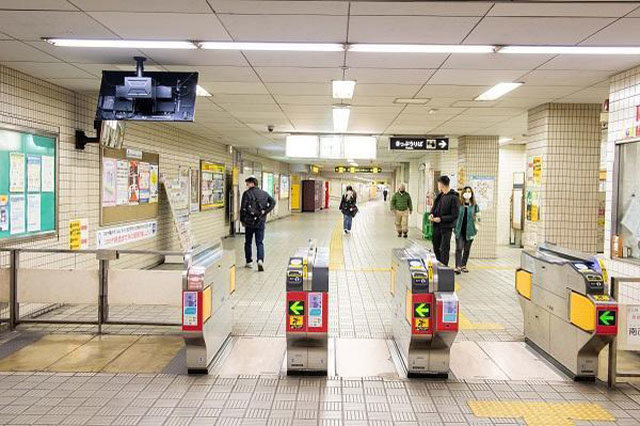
[454,186,480,274]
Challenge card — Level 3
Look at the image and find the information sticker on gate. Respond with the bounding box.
[308,292,323,328]
[415,318,429,331]
[289,315,304,329]
[183,291,198,326]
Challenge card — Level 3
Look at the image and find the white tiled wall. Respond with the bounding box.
[497,145,527,245]
[0,64,289,269]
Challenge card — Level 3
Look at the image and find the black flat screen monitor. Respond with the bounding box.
[96,71,199,122]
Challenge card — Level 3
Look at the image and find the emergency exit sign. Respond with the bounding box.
[390,137,449,151]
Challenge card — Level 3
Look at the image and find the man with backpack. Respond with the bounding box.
[240,176,276,271]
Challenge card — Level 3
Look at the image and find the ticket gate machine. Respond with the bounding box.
[517,243,617,380]
[182,240,235,374]
[391,243,459,377]
[285,240,329,375]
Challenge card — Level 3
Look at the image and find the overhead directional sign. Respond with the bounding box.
[390,136,449,151]
[335,166,382,174]
[289,300,304,316]
[414,302,430,318]
[598,310,616,326]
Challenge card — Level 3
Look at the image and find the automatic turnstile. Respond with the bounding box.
[391,242,459,378]
[516,243,617,380]
[285,240,329,375]
[182,240,235,374]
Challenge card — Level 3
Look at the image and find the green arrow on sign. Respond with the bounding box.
[289,301,304,316]
[414,303,430,318]
[599,310,615,326]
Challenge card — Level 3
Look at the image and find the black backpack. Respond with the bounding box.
[242,190,263,227]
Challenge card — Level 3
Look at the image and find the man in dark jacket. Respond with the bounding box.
[240,176,276,271]
[429,176,460,266]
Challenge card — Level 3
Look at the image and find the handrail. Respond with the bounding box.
[0,247,190,256]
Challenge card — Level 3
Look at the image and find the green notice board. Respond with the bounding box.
[0,127,57,241]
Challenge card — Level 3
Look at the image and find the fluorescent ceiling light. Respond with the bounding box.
[349,44,495,53]
[500,45,640,55]
[196,85,212,97]
[333,81,356,99]
[394,98,430,105]
[319,135,343,159]
[199,42,344,51]
[286,135,319,158]
[344,136,377,160]
[45,38,197,49]
[475,82,523,101]
[333,107,351,133]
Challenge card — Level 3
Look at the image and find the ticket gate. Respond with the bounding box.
[285,240,329,375]
[516,243,617,380]
[391,243,459,378]
[182,240,235,374]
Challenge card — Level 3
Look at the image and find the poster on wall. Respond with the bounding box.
[69,218,88,250]
[41,155,55,192]
[280,175,290,199]
[469,175,495,211]
[102,157,117,207]
[128,160,139,204]
[174,166,190,210]
[116,159,129,205]
[138,162,150,203]
[9,193,25,234]
[200,161,225,210]
[97,220,157,249]
[190,168,199,213]
[9,152,25,193]
[532,156,542,186]
[0,195,8,231]
[27,155,41,192]
[149,164,159,203]
[526,190,541,222]
[27,194,41,232]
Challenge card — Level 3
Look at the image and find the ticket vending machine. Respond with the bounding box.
[391,242,459,377]
[285,240,329,375]
[182,240,235,374]
[516,243,617,380]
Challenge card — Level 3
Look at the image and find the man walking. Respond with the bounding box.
[429,176,460,266]
[240,176,276,271]
[390,183,412,238]
[383,187,388,201]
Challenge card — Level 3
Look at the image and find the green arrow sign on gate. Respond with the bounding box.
[598,310,615,326]
[289,300,304,316]
[414,303,430,318]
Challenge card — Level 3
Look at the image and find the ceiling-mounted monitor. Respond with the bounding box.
[96,56,198,122]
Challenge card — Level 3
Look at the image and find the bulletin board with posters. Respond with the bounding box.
[200,160,225,210]
[100,146,160,226]
[0,126,57,241]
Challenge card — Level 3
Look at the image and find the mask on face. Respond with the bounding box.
[463,192,472,200]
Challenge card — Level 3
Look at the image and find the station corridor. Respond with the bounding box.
[0,199,637,425]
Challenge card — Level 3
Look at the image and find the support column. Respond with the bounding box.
[457,135,499,259]
[523,103,601,252]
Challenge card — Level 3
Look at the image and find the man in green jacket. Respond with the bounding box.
[390,183,413,238]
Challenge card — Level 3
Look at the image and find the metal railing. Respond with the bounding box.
[0,247,191,333]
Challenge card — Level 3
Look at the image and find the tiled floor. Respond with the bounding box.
[0,198,637,425]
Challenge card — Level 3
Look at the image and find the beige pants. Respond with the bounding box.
[394,209,409,233]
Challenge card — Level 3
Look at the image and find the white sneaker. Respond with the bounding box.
[257,260,264,272]
[245,262,253,268]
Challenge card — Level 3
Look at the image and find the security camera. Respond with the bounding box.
[267,125,274,133]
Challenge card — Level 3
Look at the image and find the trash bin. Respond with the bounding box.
[422,212,432,241]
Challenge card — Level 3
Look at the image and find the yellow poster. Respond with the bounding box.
[290,175,301,210]
[69,219,87,250]
[533,156,542,186]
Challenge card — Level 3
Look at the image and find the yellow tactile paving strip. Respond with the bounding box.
[329,221,344,270]
[469,400,615,426]
[459,312,505,330]
[0,334,183,373]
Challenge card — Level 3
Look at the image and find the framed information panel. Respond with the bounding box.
[0,126,57,241]
[200,160,225,210]
[100,146,160,226]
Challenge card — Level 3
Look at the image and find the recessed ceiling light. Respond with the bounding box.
[44,38,197,49]
[349,44,495,53]
[199,42,344,51]
[196,85,212,97]
[333,107,351,133]
[394,98,430,105]
[475,82,523,101]
[499,45,640,55]
[428,109,438,114]
[333,80,356,99]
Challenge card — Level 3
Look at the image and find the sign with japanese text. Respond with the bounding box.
[390,137,449,151]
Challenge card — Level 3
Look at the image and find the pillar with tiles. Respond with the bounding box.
[524,103,601,252]
[457,135,499,259]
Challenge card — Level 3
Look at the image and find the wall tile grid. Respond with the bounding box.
[524,103,601,253]
[457,136,499,258]
[604,66,640,281]
[0,64,289,271]
[497,145,527,245]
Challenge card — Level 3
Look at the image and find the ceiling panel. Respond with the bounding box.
[0,11,117,40]
[521,70,611,87]
[88,12,231,40]
[346,52,448,69]
[199,82,268,94]
[255,67,342,83]
[350,2,492,16]
[428,69,527,86]
[581,18,640,46]
[165,65,258,82]
[213,94,277,104]
[217,14,347,42]
[243,51,344,67]
[265,82,330,96]
[443,53,553,70]
[488,3,637,17]
[73,0,212,12]
[209,1,348,15]
[47,77,101,91]
[218,103,282,113]
[0,1,77,10]
[415,85,488,99]
[142,50,247,67]
[354,84,421,97]
[275,95,334,105]
[506,85,585,99]
[558,86,610,103]
[281,105,331,115]
[540,55,640,72]
[464,17,615,45]
[28,41,150,64]
[0,41,59,62]
[346,68,434,85]
[1,61,95,79]
[348,16,480,44]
